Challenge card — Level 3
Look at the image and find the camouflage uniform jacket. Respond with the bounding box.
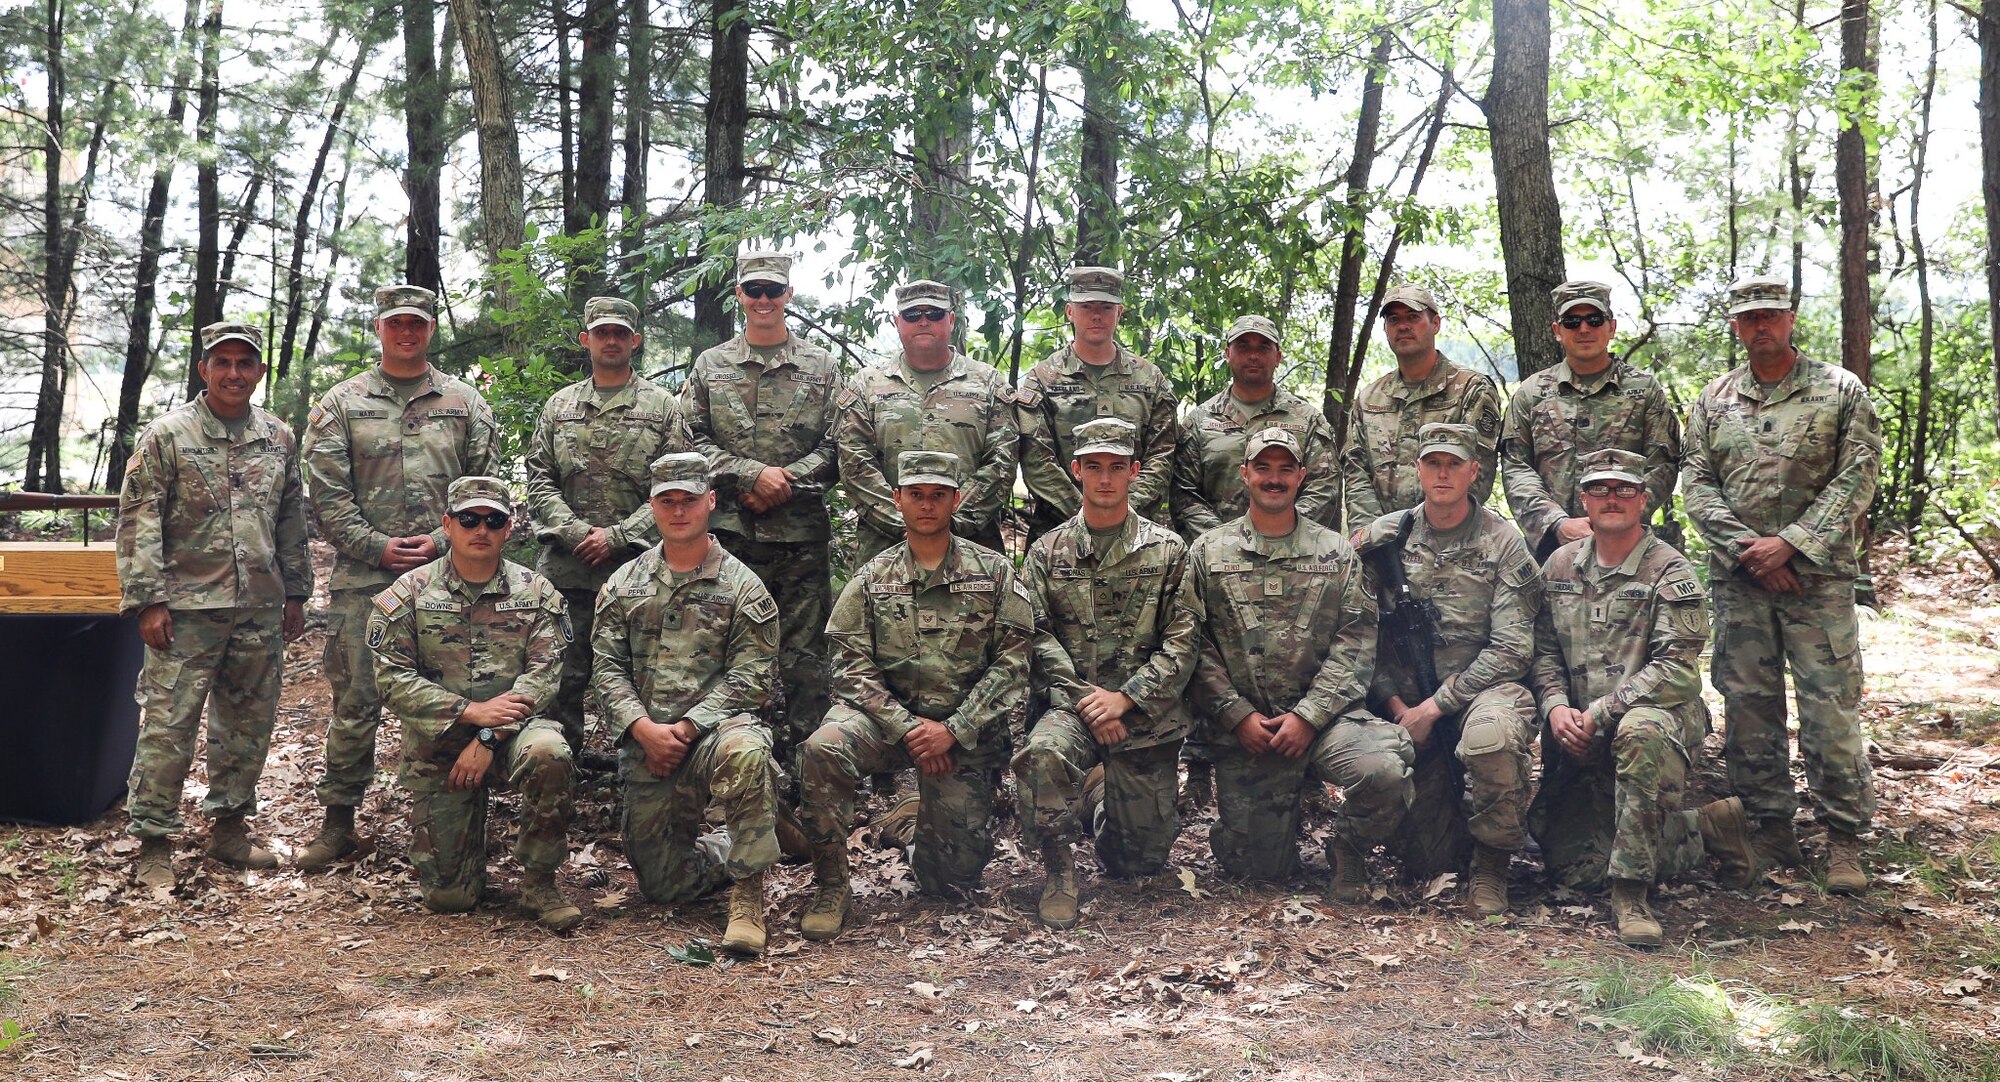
[685,333,842,542]
[1024,511,1201,750]
[523,372,689,590]
[1340,354,1503,526]
[1357,507,1540,714]
[368,558,567,782]
[827,537,1035,751]
[1527,533,1708,743]
[1171,386,1339,538]
[1501,361,1683,551]
[305,366,499,592]
[1682,353,1882,580]
[1188,518,1377,736]
[590,538,779,741]
[116,394,312,616]
[1015,343,1179,521]
[835,353,1018,540]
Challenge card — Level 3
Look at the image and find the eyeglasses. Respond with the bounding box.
[452,510,511,530]
[1559,312,1610,330]
[740,281,788,300]
[899,307,949,323]
[1580,482,1642,500]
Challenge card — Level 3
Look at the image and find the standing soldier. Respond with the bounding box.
[684,252,841,779]
[117,322,311,889]
[1015,419,1202,928]
[592,453,783,956]
[1016,267,1179,534]
[1355,423,1540,916]
[837,281,1017,565]
[797,451,1034,941]
[1683,277,1883,893]
[300,284,499,870]
[1341,285,1503,529]
[367,477,583,932]
[523,295,689,770]
[1187,429,1413,897]
[1501,280,1683,560]
[1527,450,1758,947]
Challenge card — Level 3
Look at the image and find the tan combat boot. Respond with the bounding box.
[206,815,279,870]
[1327,836,1369,905]
[295,805,358,870]
[722,870,768,956]
[520,869,585,933]
[1751,817,1805,869]
[1696,797,1761,889]
[133,836,175,891]
[1038,840,1080,929]
[801,839,852,941]
[871,792,920,850]
[774,802,812,864]
[1468,844,1511,917]
[1609,879,1663,948]
[1826,831,1868,895]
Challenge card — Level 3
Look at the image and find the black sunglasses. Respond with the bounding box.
[1580,482,1642,499]
[899,307,949,323]
[740,281,788,300]
[452,510,511,530]
[1559,312,1610,330]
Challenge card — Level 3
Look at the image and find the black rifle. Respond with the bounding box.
[1364,511,1460,791]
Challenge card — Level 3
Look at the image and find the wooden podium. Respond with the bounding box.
[0,541,122,613]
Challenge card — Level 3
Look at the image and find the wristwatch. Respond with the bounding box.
[476,727,504,750]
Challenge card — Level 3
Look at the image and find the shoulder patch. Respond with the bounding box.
[1661,576,1703,602]
[366,616,386,650]
[835,385,861,409]
[1013,385,1042,408]
[746,594,779,624]
[1501,559,1540,590]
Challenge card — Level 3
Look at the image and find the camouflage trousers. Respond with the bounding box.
[1527,706,1705,889]
[1012,708,1180,877]
[1711,576,1876,835]
[317,587,386,807]
[404,718,574,912]
[716,533,831,782]
[549,588,602,757]
[1207,711,1414,880]
[801,703,1010,894]
[1443,682,1537,851]
[620,714,781,906]
[126,607,285,838]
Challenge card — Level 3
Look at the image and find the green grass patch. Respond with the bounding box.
[1779,1003,1959,1081]
[0,954,41,1011]
[1580,962,1741,1060]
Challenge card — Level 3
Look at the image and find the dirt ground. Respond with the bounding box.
[1,540,1997,1082]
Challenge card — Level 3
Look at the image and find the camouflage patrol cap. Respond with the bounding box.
[649,451,712,496]
[1417,422,1478,462]
[201,321,264,356]
[446,475,513,514]
[1381,284,1440,315]
[1243,426,1303,465]
[895,280,956,313]
[584,296,639,332]
[1577,448,1647,487]
[1071,417,1138,458]
[374,284,437,322]
[896,449,961,489]
[1551,280,1613,316]
[738,250,792,286]
[1224,315,1280,346]
[1727,276,1793,316]
[1066,265,1125,305]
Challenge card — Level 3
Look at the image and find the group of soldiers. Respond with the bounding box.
[113,256,1880,951]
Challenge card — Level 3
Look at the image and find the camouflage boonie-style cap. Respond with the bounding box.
[584,296,639,331]
[446,475,513,514]
[1552,280,1613,316]
[1224,315,1280,346]
[1577,448,1647,487]
[1066,265,1124,305]
[1071,417,1138,458]
[738,250,791,286]
[1381,284,1440,314]
[1243,427,1303,464]
[896,449,961,489]
[201,321,264,355]
[1727,276,1792,316]
[374,284,437,322]
[895,280,956,313]
[1417,422,1478,462]
[649,452,712,496]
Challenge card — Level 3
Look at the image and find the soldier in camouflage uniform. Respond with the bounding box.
[797,451,1034,940]
[1683,277,1883,894]
[1016,267,1180,534]
[523,295,689,769]
[836,280,1018,565]
[367,477,584,932]
[301,285,499,868]
[1355,423,1540,915]
[684,252,841,782]
[1015,418,1202,928]
[1501,281,1683,560]
[1188,428,1414,896]
[117,322,312,890]
[1341,285,1503,530]
[1526,450,1757,947]
[592,452,784,956]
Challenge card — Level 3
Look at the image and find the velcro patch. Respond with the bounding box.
[366,619,385,649]
[950,579,997,593]
[1545,579,1583,595]
[835,387,860,409]
[1014,386,1042,408]
[494,596,539,612]
[347,409,389,420]
[558,611,574,643]
[867,582,913,596]
[428,406,470,418]
[746,595,779,624]
[1661,577,1703,602]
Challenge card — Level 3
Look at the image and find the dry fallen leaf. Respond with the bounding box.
[594,888,629,911]
[1776,920,1818,934]
[1176,867,1208,900]
[1778,892,1805,907]
[891,1046,934,1069]
[1614,1039,1675,1070]
[1014,999,1039,1013]
[684,1034,702,1048]
[814,1027,859,1047]
[529,967,569,983]
[1421,872,1456,900]
[906,981,944,999]
[1359,953,1402,971]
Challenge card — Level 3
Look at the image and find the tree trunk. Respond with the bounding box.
[404,0,444,291]
[1320,32,1391,427]
[1073,0,1125,265]
[452,0,526,264]
[1980,0,2000,432]
[294,133,361,439]
[572,0,615,235]
[215,171,264,309]
[620,0,651,262]
[1836,0,1877,385]
[1482,0,1567,380]
[184,0,224,402]
[1007,67,1050,384]
[26,0,68,491]
[278,40,373,383]
[555,0,575,219]
[695,0,748,350]
[1907,0,1939,527]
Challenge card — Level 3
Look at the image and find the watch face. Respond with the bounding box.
[478,728,496,746]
